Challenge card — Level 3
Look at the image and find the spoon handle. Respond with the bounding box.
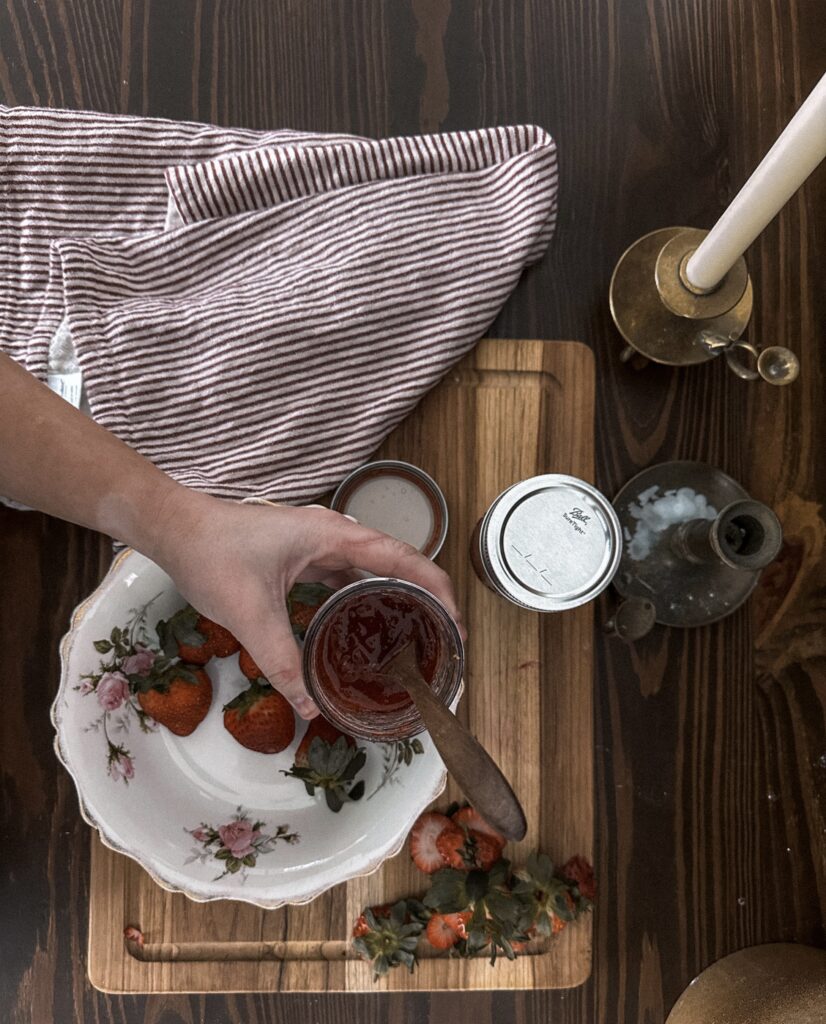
[402,671,527,842]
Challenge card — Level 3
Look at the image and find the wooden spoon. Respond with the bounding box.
[380,642,527,841]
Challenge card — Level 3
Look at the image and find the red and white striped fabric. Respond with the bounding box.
[1,106,558,502]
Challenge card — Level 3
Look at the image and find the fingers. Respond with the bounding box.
[295,566,363,590]
[240,610,319,721]
[317,516,466,638]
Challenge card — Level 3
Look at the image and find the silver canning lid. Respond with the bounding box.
[331,460,449,560]
[479,474,621,611]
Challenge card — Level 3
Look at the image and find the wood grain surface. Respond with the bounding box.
[0,1,823,1022]
[87,339,594,996]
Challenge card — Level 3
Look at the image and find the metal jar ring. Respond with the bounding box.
[723,339,761,381]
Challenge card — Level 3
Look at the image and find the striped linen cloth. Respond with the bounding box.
[1,106,558,502]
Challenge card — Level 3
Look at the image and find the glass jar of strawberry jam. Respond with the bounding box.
[302,578,464,742]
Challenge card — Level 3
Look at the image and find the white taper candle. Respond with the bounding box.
[685,72,826,292]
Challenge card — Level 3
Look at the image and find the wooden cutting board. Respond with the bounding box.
[87,338,595,993]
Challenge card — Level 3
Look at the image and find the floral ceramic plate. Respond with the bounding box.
[52,549,453,908]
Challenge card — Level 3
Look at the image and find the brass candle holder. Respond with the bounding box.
[609,227,799,383]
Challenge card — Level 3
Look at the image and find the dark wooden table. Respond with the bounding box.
[2,2,824,1022]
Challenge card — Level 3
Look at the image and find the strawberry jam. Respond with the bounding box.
[315,590,441,715]
[303,578,464,742]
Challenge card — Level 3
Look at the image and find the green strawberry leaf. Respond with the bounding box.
[170,665,199,685]
[325,788,344,813]
[525,851,553,886]
[396,949,416,971]
[177,625,205,646]
[487,888,520,922]
[552,888,576,921]
[308,736,331,775]
[424,868,469,912]
[534,911,552,937]
[389,900,407,929]
[338,748,367,782]
[326,735,352,776]
[464,869,490,903]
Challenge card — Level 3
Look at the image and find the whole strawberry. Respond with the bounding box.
[282,716,366,812]
[196,615,240,658]
[238,647,264,680]
[155,606,212,665]
[223,679,296,754]
[136,666,213,736]
[155,606,240,663]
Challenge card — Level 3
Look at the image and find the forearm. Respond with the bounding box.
[0,353,194,555]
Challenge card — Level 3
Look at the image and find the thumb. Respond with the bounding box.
[243,612,319,721]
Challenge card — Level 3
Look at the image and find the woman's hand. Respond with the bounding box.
[145,490,465,719]
[0,353,463,720]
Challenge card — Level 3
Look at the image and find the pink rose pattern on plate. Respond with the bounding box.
[185,807,299,880]
[74,595,164,783]
[75,594,418,800]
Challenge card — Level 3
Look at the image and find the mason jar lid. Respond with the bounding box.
[331,460,448,560]
[479,474,621,611]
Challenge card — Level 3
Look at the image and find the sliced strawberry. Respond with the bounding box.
[451,806,506,850]
[425,914,462,950]
[435,825,468,869]
[470,831,503,871]
[435,825,502,870]
[352,902,394,939]
[409,811,454,874]
[197,615,240,658]
[238,647,264,680]
[442,911,472,940]
[559,854,596,902]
